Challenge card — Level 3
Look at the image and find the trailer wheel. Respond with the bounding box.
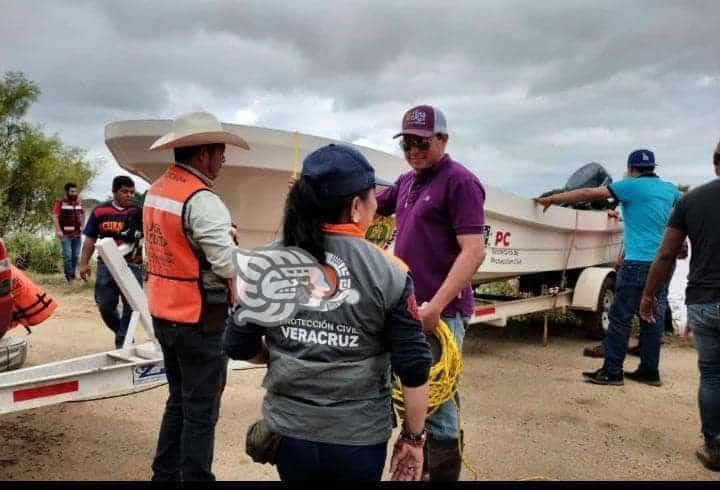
[577,276,615,340]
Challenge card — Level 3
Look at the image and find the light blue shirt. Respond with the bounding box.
[608,175,680,262]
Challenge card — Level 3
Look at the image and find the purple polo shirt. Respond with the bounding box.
[376,154,485,318]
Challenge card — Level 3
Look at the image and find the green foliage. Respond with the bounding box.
[5,232,62,274]
[0,71,98,235]
[0,70,40,158]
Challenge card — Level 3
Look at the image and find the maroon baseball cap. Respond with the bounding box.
[393,105,448,139]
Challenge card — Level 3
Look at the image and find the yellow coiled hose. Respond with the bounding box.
[391,319,478,479]
[391,319,462,416]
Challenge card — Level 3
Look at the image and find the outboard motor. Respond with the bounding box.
[565,162,612,190]
[563,162,616,210]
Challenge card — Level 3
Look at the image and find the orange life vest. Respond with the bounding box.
[0,239,13,336]
[9,265,57,328]
[143,165,212,324]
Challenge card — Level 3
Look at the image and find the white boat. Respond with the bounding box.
[105,120,623,285]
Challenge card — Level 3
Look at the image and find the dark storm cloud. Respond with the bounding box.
[1,0,719,197]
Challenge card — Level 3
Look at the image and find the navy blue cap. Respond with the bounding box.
[301,144,392,198]
[627,149,656,168]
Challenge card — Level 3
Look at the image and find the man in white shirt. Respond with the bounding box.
[143,112,249,481]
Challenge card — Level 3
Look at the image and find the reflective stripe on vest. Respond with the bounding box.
[58,199,83,233]
[10,265,57,327]
[143,165,208,323]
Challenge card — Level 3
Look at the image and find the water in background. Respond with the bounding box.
[668,252,690,335]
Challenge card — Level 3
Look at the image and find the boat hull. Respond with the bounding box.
[105,120,623,285]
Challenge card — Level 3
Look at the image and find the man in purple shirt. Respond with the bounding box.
[376,105,486,481]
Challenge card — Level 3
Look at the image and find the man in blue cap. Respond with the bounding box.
[536,149,680,386]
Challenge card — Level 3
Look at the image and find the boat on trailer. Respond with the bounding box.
[105,120,623,285]
[0,119,625,411]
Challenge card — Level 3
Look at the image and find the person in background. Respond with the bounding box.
[51,182,85,282]
[536,149,680,387]
[225,144,432,481]
[640,141,720,471]
[583,239,688,359]
[376,105,486,481]
[78,175,143,349]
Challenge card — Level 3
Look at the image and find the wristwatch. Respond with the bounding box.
[400,425,427,445]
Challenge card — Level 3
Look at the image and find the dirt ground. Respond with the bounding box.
[0,280,717,481]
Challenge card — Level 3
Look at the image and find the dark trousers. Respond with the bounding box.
[276,436,387,481]
[94,261,144,348]
[603,260,669,375]
[151,318,228,481]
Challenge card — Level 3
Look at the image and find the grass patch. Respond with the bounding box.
[5,232,62,274]
[25,271,95,291]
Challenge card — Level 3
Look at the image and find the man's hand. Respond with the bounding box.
[534,196,554,212]
[418,301,441,333]
[615,253,624,271]
[79,263,91,282]
[288,175,297,190]
[389,440,424,481]
[55,230,64,240]
[230,225,240,245]
[639,294,656,323]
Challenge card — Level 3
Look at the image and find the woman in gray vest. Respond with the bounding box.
[225,144,432,481]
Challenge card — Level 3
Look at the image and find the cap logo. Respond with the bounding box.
[406,109,426,125]
[642,152,649,161]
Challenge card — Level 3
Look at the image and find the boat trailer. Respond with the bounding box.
[0,238,255,415]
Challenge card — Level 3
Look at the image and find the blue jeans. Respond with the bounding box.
[95,260,144,348]
[61,236,81,280]
[687,303,720,450]
[425,313,468,441]
[276,436,387,481]
[603,260,668,375]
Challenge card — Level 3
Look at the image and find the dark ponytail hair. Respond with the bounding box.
[282,177,370,264]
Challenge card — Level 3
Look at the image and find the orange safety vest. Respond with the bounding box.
[9,265,57,328]
[143,165,212,324]
[0,240,13,336]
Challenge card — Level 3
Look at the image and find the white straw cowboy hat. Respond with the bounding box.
[149,111,250,151]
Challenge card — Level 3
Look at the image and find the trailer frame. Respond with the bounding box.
[0,238,254,415]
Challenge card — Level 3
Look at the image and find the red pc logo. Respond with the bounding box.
[495,231,512,247]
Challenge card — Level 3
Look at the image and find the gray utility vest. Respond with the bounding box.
[262,233,408,446]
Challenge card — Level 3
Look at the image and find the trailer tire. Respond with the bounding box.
[577,275,615,340]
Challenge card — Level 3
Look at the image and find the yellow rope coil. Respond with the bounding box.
[391,319,462,416]
[391,319,478,480]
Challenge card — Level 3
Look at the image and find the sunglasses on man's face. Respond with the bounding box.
[399,137,432,152]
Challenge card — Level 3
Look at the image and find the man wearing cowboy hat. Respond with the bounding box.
[144,111,249,481]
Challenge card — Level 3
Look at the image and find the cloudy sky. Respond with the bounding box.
[2,0,719,199]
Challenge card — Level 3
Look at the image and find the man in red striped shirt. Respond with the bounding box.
[79,176,143,348]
